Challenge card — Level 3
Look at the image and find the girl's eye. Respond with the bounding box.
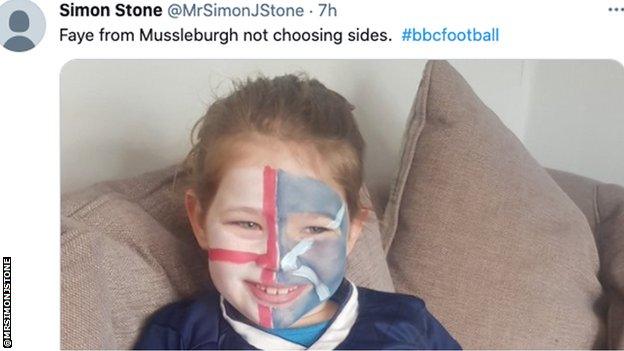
[304,226,331,235]
[233,221,262,230]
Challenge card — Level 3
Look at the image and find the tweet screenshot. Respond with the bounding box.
[1,0,623,349]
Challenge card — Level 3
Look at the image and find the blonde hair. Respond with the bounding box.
[183,74,365,218]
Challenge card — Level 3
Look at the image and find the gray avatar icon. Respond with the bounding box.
[0,0,46,53]
[4,10,34,51]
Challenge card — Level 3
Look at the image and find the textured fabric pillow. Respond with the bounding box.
[61,165,393,349]
[595,182,624,349]
[548,169,624,349]
[382,60,606,348]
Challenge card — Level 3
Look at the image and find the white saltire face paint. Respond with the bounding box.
[204,165,349,329]
[280,239,331,301]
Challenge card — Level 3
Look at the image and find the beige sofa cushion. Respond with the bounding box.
[61,166,393,349]
[548,169,624,349]
[596,182,624,349]
[382,60,606,348]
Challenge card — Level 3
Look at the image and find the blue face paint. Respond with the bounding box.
[272,170,349,328]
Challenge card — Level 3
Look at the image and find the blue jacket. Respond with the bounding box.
[135,280,460,350]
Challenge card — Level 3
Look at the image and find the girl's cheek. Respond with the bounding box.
[309,234,347,273]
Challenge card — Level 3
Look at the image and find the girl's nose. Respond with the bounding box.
[280,239,313,272]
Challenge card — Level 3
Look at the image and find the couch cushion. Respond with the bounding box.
[548,169,624,349]
[595,182,624,349]
[547,169,600,235]
[61,165,393,349]
[382,60,606,348]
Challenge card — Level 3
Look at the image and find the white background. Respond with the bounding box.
[1,0,624,349]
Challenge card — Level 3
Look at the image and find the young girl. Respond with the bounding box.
[135,74,460,350]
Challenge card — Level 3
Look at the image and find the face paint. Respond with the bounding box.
[271,168,348,327]
[205,165,349,329]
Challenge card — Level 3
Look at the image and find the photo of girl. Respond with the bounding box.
[133,75,460,349]
[61,60,624,350]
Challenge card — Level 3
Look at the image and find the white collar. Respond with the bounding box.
[220,281,359,350]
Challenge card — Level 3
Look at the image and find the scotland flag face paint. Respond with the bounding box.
[205,165,349,329]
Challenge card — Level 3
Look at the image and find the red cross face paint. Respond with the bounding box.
[204,165,349,329]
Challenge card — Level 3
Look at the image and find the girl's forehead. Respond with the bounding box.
[275,168,344,217]
[224,135,341,189]
[218,166,345,205]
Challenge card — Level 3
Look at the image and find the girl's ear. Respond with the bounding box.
[185,189,210,250]
[347,208,368,255]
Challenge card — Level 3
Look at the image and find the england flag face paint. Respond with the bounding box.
[204,165,349,329]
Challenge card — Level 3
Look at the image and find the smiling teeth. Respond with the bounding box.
[254,284,297,295]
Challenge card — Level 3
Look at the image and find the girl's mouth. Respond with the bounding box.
[244,281,309,307]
